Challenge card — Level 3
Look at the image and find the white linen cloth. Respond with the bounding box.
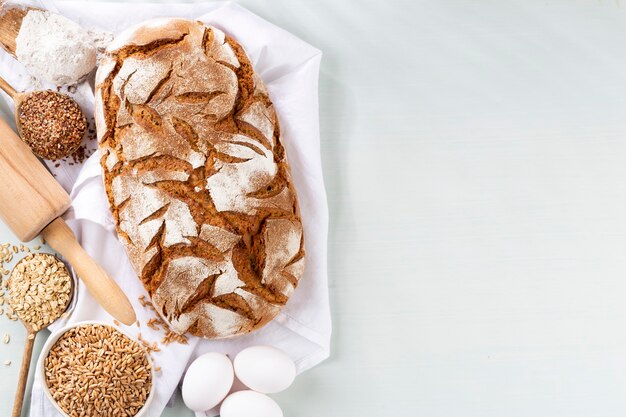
[0,1,330,416]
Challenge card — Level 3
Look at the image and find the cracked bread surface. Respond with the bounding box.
[94,18,305,339]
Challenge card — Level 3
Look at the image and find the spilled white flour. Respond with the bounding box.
[15,10,97,86]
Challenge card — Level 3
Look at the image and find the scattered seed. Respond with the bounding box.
[138,296,188,346]
[2,334,9,344]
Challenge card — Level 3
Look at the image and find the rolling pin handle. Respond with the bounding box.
[41,217,136,325]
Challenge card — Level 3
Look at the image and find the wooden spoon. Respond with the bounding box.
[7,254,74,417]
[0,75,86,160]
[0,5,31,57]
[0,74,24,112]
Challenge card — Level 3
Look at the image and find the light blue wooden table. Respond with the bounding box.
[5,1,626,416]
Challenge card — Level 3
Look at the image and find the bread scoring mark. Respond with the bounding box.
[203,27,240,70]
[286,234,306,269]
[227,139,266,157]
[211,148,252,165]
[113,196,136,246]
[199,223,241,252]
[141,221,166,292]
[237,101,276,143]
[144,220,166,254]
[212,293,256,321]
[117,32,190,60]
[246,164,288,199]
[139,170,190,185]
[201,27,214,57]
[164,237,224,263]
[123,153,193,175]
[104,148,120,171]
[174,91,225,104]
[216,60,238,72]
[231,240,288,306]
[117,69,137,103]
[128,102,164,134]
[260,219,302,296]
[171,116,200,152]
[145,67,173,104]
[235,117,273,153]
[139,203,170,226]
[281,271,299,289]
[175,272,220,319]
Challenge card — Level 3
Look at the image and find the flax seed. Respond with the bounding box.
[18,90,87,161]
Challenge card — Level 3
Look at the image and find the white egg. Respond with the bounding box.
[220,390,283,417]
[233,345,296,394]
[182,352,234,412]
[205,375,250,416]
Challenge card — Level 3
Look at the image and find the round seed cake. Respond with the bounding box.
[94,18,305,339]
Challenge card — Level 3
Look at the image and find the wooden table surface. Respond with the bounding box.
[4,0,626,416]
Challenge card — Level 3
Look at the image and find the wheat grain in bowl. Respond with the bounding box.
[41,323,154,417]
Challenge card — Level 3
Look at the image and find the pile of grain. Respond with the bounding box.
[7,253,71,331]
[18,90,87,161]
[45,324,152,417]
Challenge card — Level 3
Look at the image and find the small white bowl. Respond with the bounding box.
[38,320,156,417]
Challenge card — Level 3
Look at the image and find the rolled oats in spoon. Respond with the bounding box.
[8,253,72,331]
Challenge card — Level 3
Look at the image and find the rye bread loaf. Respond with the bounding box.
[94,18,305,339]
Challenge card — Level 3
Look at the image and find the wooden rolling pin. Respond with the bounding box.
[0,116,136,325]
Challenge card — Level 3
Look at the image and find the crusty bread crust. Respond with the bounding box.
[94,19,305,339]
[106,18,195,52]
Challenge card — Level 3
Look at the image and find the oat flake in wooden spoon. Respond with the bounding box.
[0,76,86,160]
[7,253,73,417]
